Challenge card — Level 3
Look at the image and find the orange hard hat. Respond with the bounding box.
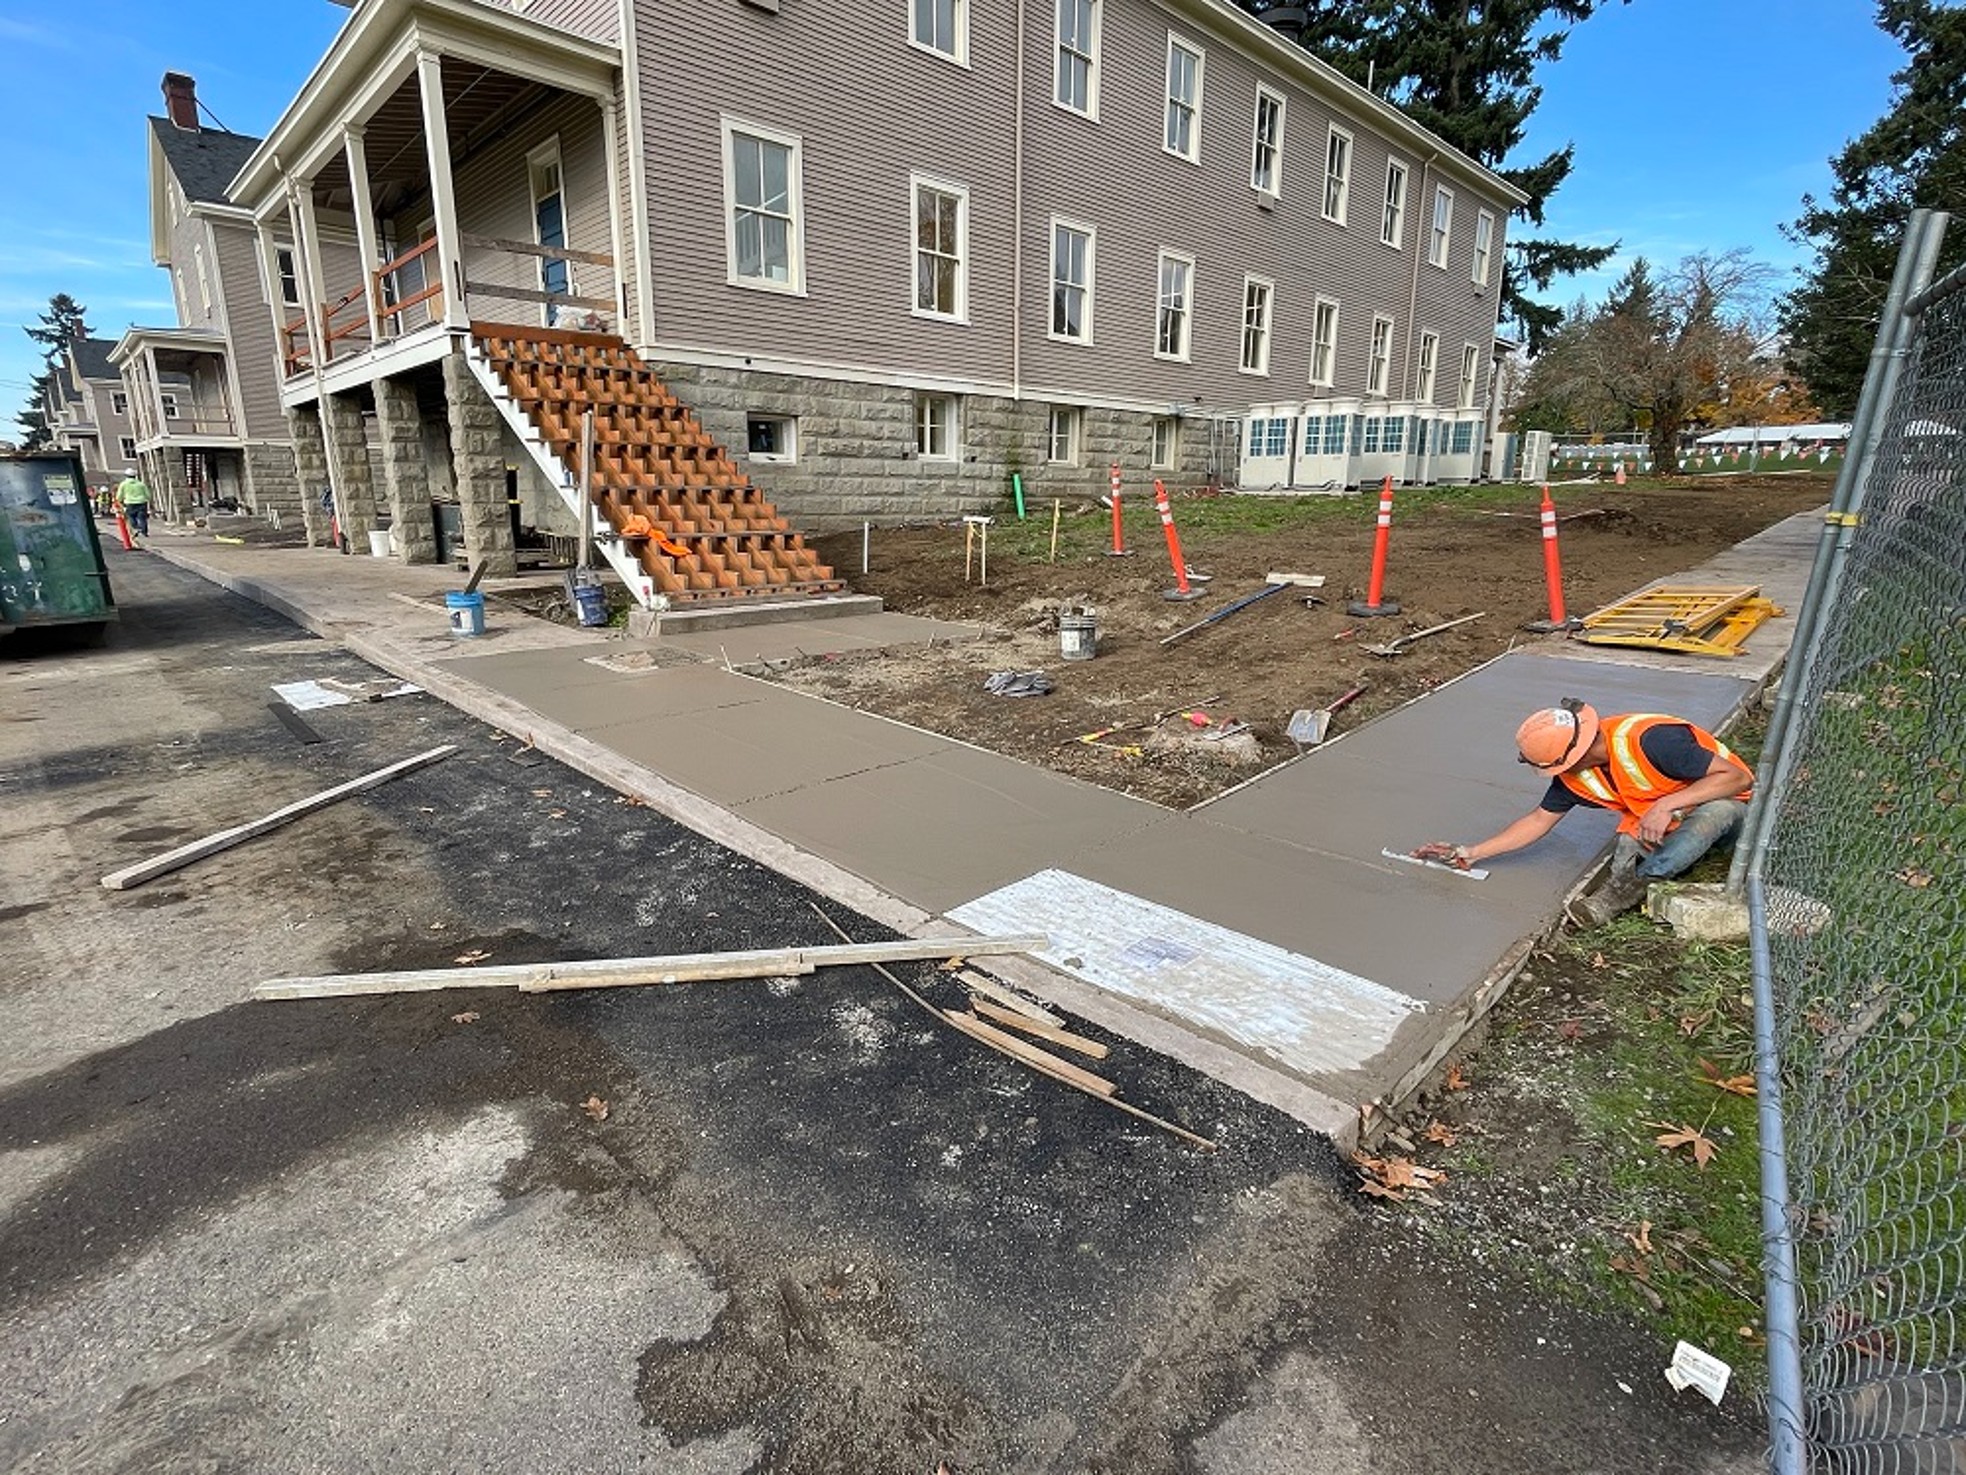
[1517,700,1599,771]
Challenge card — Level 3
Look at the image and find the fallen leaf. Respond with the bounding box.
[1444,1062,1470,1091]
[1678,1009,1713,1038]
[1628,1220,1654,1254]
[937,956,968,971]
[451,1011,480,1025]
[1896,867,1934,889]
[1589,951,1608,970]
[1696,1058,1757,1097]
[1608,1252,1652,1283]
[532,787,553,798]
[549,809,567,820]
[1423,1120,1459,1147]
[581,1094,610,1122]
[453,949,491,966]
[1556,1018,1584,1041]
[1648,1121,1720,1169]
[1738,1325,1762,1342]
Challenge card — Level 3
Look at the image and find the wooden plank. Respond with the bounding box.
[957,969,1064,1027]
[941,1009,1117,1096]
[464,281,613,311]
[102,745,457,892]
[461,231,614,269]
[970,999,1110,1059]
[253,934,1049,1001]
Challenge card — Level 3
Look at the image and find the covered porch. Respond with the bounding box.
[229,0,626,572]
[110,329,247,520]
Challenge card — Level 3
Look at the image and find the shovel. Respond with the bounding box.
[1364,611,1487,658]
[1287,682,1368,748]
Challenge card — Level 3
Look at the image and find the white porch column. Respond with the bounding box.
[288,182,333,372]
[343,127,385,346]
[254,222,295,372]
[416,49,468,331]
[600,97,629,330]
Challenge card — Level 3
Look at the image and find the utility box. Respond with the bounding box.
[0,451,117,639]
[1518,430,1553,484]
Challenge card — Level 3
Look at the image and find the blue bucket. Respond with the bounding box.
[572,581,608,627]
[445,590,486,637]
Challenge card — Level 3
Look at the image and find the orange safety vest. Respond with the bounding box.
[1557,713,1753,837]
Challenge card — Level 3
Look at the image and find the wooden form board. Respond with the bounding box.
[254,934,1051,1001]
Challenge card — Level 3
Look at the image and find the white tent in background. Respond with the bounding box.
[1696,422,1852,448]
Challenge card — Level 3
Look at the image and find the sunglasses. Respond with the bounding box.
[1519,696,1590,769]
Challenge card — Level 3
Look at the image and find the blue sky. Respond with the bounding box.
[0,0,1912,427]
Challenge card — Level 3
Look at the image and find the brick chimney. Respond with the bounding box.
[162,72,200,131]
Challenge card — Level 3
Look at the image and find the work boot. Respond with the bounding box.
[1566,865,1650,928]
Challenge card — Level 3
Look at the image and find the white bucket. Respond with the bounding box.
[1059,607,1098,661]
[367,528,392,559]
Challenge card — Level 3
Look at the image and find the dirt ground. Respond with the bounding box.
[796,477,1829,808]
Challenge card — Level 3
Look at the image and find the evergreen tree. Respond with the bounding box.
[15,369,56,451]
[24,293,91,359]
[1780,1,1966,417]
[1238,0,1622,351]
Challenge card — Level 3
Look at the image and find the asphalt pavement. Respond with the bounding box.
[0,544,1762,1473]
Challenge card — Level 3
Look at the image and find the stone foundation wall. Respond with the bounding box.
[321,393,379,545]
[243,443,300,524]
[648,362,1218,531]
[285,406,332,547]
[372,377,439,565]
[442,352,517,576]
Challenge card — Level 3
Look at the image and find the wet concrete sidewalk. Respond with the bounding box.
[144,507,1820,1144]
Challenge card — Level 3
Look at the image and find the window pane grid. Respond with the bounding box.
[914,0,960,55]
[1324,130,1350,222]
[1241,279,1271,373]
[1430,186,1452,268]
[915,185,963,315]
[1311,300,1338,385]
[733,133,795,284]
[1252,92,1281,193]
[1157,254,1192,359]
[1382,163,1406,246]
[1165,43,1199,157]
[1051,223,1090,339]
[1368,317,1393,396]
[1057,0,1096,112]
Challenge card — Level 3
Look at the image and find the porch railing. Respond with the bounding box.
[281,312,312,377]
[460,232,615,320]
[375,237,445,340]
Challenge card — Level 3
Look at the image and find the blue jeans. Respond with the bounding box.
[1612,798,1748,880]
[125,504,150,536]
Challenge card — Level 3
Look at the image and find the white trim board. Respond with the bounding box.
[948,869,1422,1081]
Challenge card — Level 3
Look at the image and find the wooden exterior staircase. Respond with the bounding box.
[464,325,842,609]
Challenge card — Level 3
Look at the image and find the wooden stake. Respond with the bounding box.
[970,998,1110,1059]
[254,933,1049,1001]
[1049,499,1061,563]
[103,745,458,891]
[958,970,1064,1027]
[943,1009,1115,1094]
[964,520,974,582]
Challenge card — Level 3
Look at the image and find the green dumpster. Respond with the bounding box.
[0,451,117,638]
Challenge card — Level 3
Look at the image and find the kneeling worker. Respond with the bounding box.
[1415,699,1754,925]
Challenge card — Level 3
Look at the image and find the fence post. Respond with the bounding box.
[1728,208,1948,895]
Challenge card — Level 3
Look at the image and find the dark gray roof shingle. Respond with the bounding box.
[150,116,262,204]
[71,337,118,382]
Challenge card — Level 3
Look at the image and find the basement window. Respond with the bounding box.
[746,414,797,463]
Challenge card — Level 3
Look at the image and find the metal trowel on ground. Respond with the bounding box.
[1287,682,1368,749]
[1381,847,1490,881]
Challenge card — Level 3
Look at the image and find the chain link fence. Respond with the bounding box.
[1748,209,1966,1472]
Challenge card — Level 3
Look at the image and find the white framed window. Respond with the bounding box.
[1362,415,1382,454]
[1429,184,1453,268]
[274,246,301,308]
[1239,275,1273,375]
[1251,85,1284,196]
[916,393,959,459]
[1164,35,1203,162]
[721,117,805,293]
[1323,125,1352,225]
[746,414,797,463]
[1458,342,1481,409]
[1382,159,1408,247]
[1055,0,1100,117]
[1417,331,1439,401]
[1250,416,1288,458]
[1155,249,1194,362]
[1451,420,1476,454]
[111,391,129,415]
[1151,416,1179,469]
[1047,405,1082,464]
[1383,415,1406,453]
[912,174,968,321]
[1310,296,1339,386]
[911,0,967,64]
[1472,209,1495,288]
[1322,414,1348,455]
[119,436,137,460]
[161,391,183,419]
[1050,218,1095,343]
[194,242,213,314]
[1367,315,1394,396]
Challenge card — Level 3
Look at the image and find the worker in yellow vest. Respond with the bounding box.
[1415,698,1754,925]
[115,468,152,539]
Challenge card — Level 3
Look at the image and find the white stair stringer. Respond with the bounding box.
[460,339,661,610]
